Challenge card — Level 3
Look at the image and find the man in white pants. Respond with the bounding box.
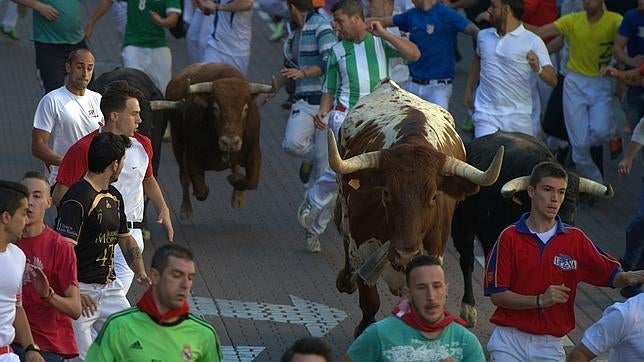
[54,81,174,295]
[299,0,419,252]
[535,0,623,183]
[567,294,644,362]
[463,0,557,139]
[55,132,151,360]
[196,0,253,75]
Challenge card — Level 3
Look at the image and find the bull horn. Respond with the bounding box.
[579,178,614,198]
[149,100,184,111]
[443,146,504,186]
[327,129,381,174]
[249,76,277,95]
[188,82,213,94]
[501,176,530,198]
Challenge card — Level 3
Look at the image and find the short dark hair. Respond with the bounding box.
[66,48,93,64]
[281,337,333,362]
[0,180,29,215]
[287,0,313,12]
[87,132,132,173]
[23,170,49,185]
[151,244,195,274]
[500,0,524,20]
[405,255,443,286]
[529,162,568,188]
[100,80,144,118]
[331,0,364,20]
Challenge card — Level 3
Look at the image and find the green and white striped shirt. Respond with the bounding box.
[322,33,400,109]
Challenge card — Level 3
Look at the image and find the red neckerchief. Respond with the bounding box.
[137,289,190,324]
[391,298,468,333]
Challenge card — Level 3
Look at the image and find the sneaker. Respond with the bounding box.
[305,232,321,253]
[299,161,313,184]
[163,126,171,142]
[1,27,18,40]
[269,21,285,42]
[609,136,623,160]
[297,196,321,229]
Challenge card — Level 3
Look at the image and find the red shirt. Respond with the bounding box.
[57,130,153,187]
[484,214,620,337]
[523,0,558,43]
[17,227,79,358]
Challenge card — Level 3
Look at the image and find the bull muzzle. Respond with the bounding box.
[219,135,242,153]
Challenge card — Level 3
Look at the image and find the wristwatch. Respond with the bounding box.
[25,344,41,354]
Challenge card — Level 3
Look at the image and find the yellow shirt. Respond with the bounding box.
[554,11,622,77]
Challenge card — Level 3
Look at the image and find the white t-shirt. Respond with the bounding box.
[206,6,252,56]
[581,294,644,362]
[475,24,552,116]
[113,134,153,222]
[33,86,103,185]
[0,243,26,346]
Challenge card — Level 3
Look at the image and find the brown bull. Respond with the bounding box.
[160,63,274,218]
[328,80,504,336]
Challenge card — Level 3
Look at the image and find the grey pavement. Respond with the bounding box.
[0,2,637,360]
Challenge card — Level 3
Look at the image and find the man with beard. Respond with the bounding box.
[54,132,150,360]
[342,255,484,361]
[0,181,44,362]
[484,162,644,361]
[53,81,174,296]
[31,49,103,188]
[463,0,557,138]
[12,171,81,361]
[85,244,222,361]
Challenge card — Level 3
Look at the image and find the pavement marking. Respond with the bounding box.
[190,294,348,337]
[222,346,266,362]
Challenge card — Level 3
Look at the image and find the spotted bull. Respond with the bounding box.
[451,132,614,327]
[328,80,504,336]
[156,63,274,218]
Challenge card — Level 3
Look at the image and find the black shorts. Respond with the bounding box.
[34,40,88,94]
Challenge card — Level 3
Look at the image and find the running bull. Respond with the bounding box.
[328,79,504,336]
[156,63,275,218]
[451,131,614,327]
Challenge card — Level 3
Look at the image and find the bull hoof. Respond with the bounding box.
[354,319,375,338]
[231,190,245,208]
[227,173,248,190]
[336,268,357,294]
[194,186,209,201]
[460,303,478,328]
[180,205,193,220]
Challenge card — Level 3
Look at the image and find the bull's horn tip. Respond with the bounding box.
[604,184,614,198]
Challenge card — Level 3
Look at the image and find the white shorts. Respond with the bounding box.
[122,46,172,93]
[488,326,565,362]
[404,79,453,110]
[113,228,144,295]
[202,45,250,76]
[473,111,534,139]
[72,280,130,360]
[0,353,19,362]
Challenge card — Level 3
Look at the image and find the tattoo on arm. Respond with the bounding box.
[124,246,142,266]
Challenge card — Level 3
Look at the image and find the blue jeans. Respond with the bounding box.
[624,177,644,271]
[10,344,64,362]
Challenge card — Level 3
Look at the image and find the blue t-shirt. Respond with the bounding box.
[347,317,485,362]
[393,3,470,80]
[618,9,644,65]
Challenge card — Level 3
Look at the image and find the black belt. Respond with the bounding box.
[127,221,144,229]
[411,77,453,85]
[293,93,321,105]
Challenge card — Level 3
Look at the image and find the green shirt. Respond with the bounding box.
[322,33,399,109]
[32,0,84,44]
[347,317,485,362]
[124,0,182,48]
[86,307,223,361]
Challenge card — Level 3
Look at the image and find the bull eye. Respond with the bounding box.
[241,104,249,118]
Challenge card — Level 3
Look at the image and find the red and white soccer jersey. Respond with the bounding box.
[484,213,621,337]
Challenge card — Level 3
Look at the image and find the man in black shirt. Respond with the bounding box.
[55,132,150,360]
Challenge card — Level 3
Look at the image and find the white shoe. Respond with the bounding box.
[297,196,320,229]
